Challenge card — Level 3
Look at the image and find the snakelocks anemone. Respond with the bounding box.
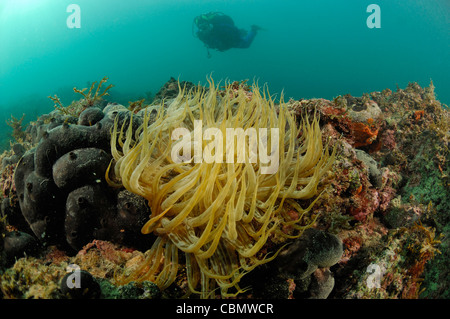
[107,79,335,298]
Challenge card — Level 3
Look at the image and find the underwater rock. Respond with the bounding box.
[103,105,148,137]
[26,113,78,145]
[252,274,297,299]
[152,77,198,103]
[309,268,335,299]
[12,143,26,158]
[1,198,29,233]
[383,200,423,228]
[2,79,447,299]
[355,149,382,188]
[276,228,343,280]
[14,150,35,197]
[64,184,153,251]
[307,95,382,149]
[248,229,343,299]
[102,103,128,114]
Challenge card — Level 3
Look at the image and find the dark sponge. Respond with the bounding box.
[3,231,39,267]
[78,107,104,126]
[52,148,112,192]
[65,185,116,251]
[34,123,110,178]
[113,190,153,249]
[13,109,150,252]
[60,269,101,299]
[19,171,65,243]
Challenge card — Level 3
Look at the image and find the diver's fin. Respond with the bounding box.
[251,25,265,31]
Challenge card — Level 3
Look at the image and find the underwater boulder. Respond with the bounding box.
[345,96,382,123]
[275,228,343,279]
[308,268,335,299]
[244,228,343,298]
[356,149,382,188]
[152,77,197,103]
[102,108,143,132]
[64,186,153,251]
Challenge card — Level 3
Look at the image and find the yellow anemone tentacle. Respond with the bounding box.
[109,79,334,298]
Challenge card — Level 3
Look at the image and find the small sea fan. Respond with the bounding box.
[108,79,334,298]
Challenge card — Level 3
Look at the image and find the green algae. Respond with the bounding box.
[98,279,160,299]
[420,223,450,299]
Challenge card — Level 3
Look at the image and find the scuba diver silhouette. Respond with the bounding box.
[193,12,261,57]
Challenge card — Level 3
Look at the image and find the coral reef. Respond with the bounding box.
[302,81,449,299]
[0,78,448,300]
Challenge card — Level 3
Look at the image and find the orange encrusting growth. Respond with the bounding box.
[349,121,379,148]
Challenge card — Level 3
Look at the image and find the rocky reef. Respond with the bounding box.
[0,78,448,299]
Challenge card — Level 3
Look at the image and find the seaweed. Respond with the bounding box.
[48,77,114,117]
[127,98,146,113]
[6,114,26,142]
[73,76,114,107]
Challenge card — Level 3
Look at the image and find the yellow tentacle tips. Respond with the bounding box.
[109,80,335,298]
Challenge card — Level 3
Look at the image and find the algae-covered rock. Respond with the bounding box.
[276,228,343,279]
[355,149,382,188]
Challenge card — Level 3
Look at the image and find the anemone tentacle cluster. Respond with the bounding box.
[109,80,334,298]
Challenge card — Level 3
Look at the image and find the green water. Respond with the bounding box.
[0,0,448,150]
